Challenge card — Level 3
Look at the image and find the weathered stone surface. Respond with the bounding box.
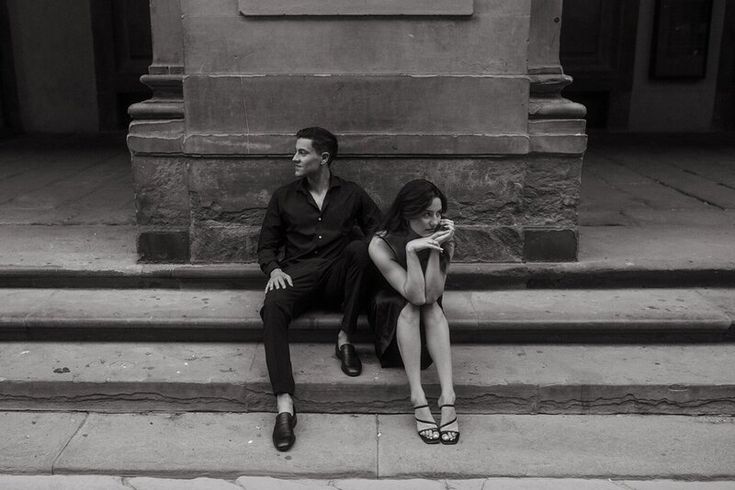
[468,288,730,330]
[184,75,529,135]
[697,288,735,321]
[182,0,531,75]
[127,120,185,154]
[189,157,525,225]
[182,133,531,156]
[522,156,582,226]
[377,414,735,478]
[138,230,190,263]
[523,228,577,262]
[0,412,86,473]
[131,156,190,226]
[454,225,523,262]
[453,479,617,490]
[2,341,735,414]
[188,156,528,262]
[55,413,377,478]
[129,476,241,489]
[235,477,344,490]
[0,476,128,490]
[188,159,291,225]
[621,481,735,490]
[190,222,259,263]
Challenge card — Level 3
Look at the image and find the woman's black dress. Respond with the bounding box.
[367,231,445,369]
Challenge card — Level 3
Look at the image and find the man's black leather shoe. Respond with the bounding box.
[272,410,297,452]
[335,343,362,377]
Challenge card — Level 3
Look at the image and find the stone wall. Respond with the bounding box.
[128,0,586,264]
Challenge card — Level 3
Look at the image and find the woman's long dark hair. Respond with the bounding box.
[380,179,448,235]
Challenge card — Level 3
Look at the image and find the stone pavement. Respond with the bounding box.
[1,476,734,489]
[2,411,735,480]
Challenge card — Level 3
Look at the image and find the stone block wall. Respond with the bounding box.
[128,0,586,264]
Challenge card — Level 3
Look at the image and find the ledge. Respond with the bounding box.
[239,0,473,16]
[182,133,529,156]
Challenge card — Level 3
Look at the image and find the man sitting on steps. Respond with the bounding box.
[257,127,382,451]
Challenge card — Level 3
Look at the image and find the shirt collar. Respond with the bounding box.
[296,173,343,194]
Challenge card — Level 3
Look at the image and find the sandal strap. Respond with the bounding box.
[438,404,455,408]
[439,417,457,429]
[413,404,430,410]
[415,417,438,426]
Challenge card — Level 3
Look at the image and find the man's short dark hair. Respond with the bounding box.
[296,127,338,166]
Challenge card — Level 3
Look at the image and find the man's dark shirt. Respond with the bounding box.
[257,174,382,276]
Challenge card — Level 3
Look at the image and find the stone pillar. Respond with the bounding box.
[127,0,189,261]
[526,0,587,261]
[127,0,586,264]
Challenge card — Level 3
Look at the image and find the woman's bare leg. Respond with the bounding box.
[396,302,438,441]
[421,301,458,442]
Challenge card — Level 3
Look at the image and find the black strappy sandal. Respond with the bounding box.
[438,404,460,445]
[413,404,440,445]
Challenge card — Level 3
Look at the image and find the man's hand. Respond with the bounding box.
[265,268,293,293]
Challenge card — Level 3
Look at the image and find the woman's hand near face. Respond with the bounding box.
[435,219,455,245]
[406,233,445,254]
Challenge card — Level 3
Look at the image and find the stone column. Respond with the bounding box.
[127,0,189,261]
[525,0,587,261]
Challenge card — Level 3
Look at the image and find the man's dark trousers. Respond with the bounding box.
[260,240,369,395]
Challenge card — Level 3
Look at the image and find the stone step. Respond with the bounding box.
[2,409,735,479]
[2,341,734,415]
[0,287,732,342]
[3,261,735,290]
[1,476,733,490]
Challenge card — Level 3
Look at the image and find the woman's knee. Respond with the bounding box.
[398,302,421,326]
[420,302,445,324]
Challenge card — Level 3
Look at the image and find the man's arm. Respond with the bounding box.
[257,192,284,277]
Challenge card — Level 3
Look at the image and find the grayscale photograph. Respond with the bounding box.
[0,0,733,488]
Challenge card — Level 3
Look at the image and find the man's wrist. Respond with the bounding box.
[270,267,283,278]
[262,262,280,277]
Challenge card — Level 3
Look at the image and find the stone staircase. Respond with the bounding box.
[1,262,734,479]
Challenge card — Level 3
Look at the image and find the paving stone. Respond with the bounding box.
[469,479,619,490]
[0,412,86,473]
[579,226,735,266]
[234,477,338,489]
[55,413,377,478]
[0,225,138,268]
[376,414,735,478]
[128,476,242,489]
[621,481,735,490]
[0,475,128,490]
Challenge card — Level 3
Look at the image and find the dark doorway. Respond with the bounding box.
[90,0,152,131]
[560,0,640,130]
[0,0,21,136]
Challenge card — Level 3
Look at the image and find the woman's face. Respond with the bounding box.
[407,197,443,237]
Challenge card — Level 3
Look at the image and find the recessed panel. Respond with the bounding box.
[239,0,473,16]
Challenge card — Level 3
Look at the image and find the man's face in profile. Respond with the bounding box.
[292,138,325,177]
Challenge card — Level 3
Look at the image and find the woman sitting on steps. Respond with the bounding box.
[367,179,459,445]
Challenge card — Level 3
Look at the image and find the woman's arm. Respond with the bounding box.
[368,236,427,305]
[424,220,455,303]
[424,243,454,303]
